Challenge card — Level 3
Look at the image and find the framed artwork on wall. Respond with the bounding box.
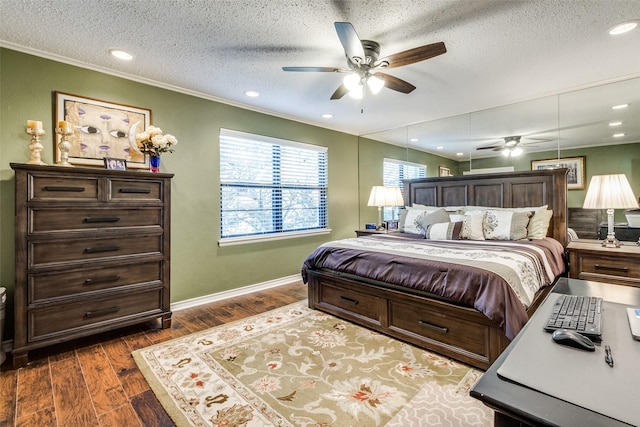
[439,166,452,177]
[531,156,585,190]
[104,157,127,170]
[55,91,151,168]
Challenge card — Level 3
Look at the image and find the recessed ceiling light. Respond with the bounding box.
[436,146,443,150]
[609,121,623,126]
[109,49,133,60]
[321,113,333,119]
[456,152,464,156]
[612,103,628,110]
[608,21,638,35]
[613,133,625,138]
[245,90,260,97]
[410,138,418,142]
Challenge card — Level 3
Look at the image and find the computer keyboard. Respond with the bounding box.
[544,294,602,339]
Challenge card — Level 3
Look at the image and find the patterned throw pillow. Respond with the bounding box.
[425,221,463,240]
[483,210,532,240]
[451,211,486,240]
[404,208,449,235]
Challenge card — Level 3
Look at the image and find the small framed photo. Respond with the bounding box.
[439,166,452,177]
[385,220,399,231]
[104,157,127,171]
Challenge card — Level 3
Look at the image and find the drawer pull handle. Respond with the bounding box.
[43,186,85,192]
[119,188,151,194]
[85,245,120,254]
[84,275,121,285]
[418,320,449,333]
[340,296,359,305]
[84,306,120,318]
[594,264,629,273]
[84,217,121,223]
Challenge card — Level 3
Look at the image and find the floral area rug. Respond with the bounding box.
[132,301,493,426]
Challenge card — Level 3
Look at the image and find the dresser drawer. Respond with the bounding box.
[573,252,640,286]
[30,175,99,202]
[318,281,386,326]
[30,207,162,234]
[109,179,163,202]
[30,261,162,302]
[30,235,162,267]
[29,288,163,341]
[389,300,489,356]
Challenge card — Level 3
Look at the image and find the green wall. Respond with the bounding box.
[0,48,365,335]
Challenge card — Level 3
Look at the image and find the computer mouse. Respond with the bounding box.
[551,329,595,351]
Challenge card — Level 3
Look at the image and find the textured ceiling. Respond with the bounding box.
[0,0,639,159]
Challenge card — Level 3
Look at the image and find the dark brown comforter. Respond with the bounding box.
[301,236,566,339]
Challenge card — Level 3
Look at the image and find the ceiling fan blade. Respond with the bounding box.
[377,73,416,94]
[379,42,447,69]
[476,145,502,150]
[330,84,349,100]
[334,22,365,64]
[282,66,345,72]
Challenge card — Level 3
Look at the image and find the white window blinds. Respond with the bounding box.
[220,129,328,240]
[382,158,426,220]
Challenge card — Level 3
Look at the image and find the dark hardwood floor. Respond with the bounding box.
[0,281,308,427]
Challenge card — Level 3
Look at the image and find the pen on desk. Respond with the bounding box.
[605,345,614,367]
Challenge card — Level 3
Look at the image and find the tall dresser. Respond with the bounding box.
[11,163,173,368]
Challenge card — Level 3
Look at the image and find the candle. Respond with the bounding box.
[27,120,43,130]
[58,120,71,130]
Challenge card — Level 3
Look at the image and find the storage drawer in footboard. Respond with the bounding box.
[316,281,386,327]
[389,300,490,360]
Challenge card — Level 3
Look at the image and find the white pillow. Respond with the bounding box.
[403,208,447,235]
[426,221,463,240]
[527,208,553,239]
[483,210,532,240]
[451,210,486,240]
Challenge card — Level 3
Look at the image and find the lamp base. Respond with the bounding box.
[601,233,621,248]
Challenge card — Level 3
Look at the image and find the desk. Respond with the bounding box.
[470,278,640,427]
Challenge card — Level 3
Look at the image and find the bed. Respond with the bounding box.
[302,169,568,370]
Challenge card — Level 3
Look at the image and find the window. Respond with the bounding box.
[382,158,426,220]
[219,129,328,245]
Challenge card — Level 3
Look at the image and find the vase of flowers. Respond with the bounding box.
[135,125,178,173]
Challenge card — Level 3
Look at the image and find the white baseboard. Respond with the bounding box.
[170,274,303,312]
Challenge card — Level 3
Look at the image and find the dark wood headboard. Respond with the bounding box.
[404,169,569,247]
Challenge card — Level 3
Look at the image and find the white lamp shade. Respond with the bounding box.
[583,174,639,209]
[367,186,404,207]
[343,73,361,91]
[367,75,385,94]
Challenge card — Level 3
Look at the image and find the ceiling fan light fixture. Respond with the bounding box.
[343,73,361,92]
[348,85,364,99]
[608,21,638,35]
[367,75,385,94]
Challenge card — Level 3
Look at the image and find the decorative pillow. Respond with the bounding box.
[483,210,532,240]
[404,208,449,235]
[527,208,553,239]
[451,210,486,240]
[426,221,463,240]
[398,209,409,232]
[415,208,450,235]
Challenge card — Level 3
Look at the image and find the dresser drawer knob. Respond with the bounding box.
[84,217,121,223]
[339,296,359,305]
[594,264,629,273]
[84,275,121,285]
[85,245,120,254]
[84,306,120,318]
[43,186,85,192]
[119,188,151,194]
[418,320,449,333]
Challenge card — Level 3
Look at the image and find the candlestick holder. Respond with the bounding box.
[25,127,47,165]
[55,127,75,167]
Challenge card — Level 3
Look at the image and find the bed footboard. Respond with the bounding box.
[307,269,552,370]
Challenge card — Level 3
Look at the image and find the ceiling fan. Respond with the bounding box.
[282,22,446,100]
[476,135,550,157]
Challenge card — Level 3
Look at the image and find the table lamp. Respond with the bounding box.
[367,186,404,230]
[583,174,639,247]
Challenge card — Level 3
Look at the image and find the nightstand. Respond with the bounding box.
[567,239,640,288]
[355,229,398,237]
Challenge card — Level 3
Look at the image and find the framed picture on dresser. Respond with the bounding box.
[55,91,151,168]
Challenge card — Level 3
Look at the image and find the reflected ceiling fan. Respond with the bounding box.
[282,22,446,100]
[476,135,550,157]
